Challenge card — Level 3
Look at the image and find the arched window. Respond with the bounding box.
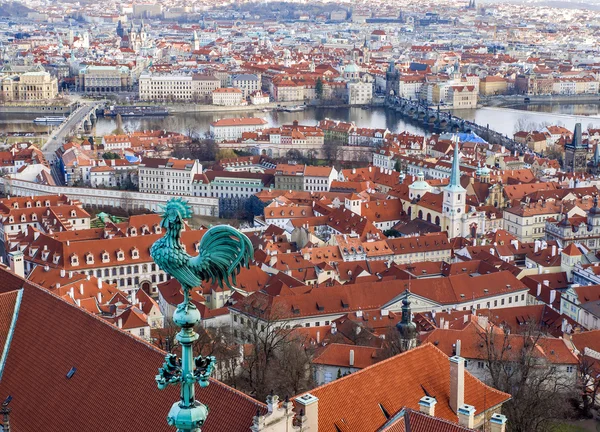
[418,210,423,219]
[435,216,440,226]
[427,213,432,223]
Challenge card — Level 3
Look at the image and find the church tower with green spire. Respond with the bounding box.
[443,136,466,238]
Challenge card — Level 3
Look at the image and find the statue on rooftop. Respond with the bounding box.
[152,197,253,431]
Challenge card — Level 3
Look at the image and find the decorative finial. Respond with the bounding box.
[151,198,254,431]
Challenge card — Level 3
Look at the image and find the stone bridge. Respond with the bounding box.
[385,97,534,156]
[41,102,101,160]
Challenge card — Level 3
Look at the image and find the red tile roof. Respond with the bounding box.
[0,268,266,432]
[295,343,509,431]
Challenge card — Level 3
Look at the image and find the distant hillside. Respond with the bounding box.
[0,1,34,17]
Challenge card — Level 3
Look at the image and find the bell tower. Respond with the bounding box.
[443,137,466,238]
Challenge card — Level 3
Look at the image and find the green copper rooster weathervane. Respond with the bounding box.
[151,198,254,432]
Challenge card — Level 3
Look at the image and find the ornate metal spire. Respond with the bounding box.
[152,198,254,431]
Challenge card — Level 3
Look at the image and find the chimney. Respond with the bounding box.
[418,396,437,416]
[457,404,475,428]
[440,317,445,329]
[68,271,73,279]
[550,290,556,304]
[97,292,102,303]
[316,331,320,344]
[450,356,465,413]
[117,318,123,328]
[79,283,84,295]
[97,278,102,289]
[296,394,318,431]
[551,245,557,257]
[537,283,542,297]
[490,413,508,432]
[349,349,355,367]
[7,251,24,278]
[455,339,462,357]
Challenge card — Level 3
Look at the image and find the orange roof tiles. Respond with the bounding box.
[295,343,509,431]
[0,268,266,432]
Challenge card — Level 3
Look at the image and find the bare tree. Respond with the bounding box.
[577,354,600,418]
[323,138,344,163]
[235,305,313,401]
[479,322,576,432]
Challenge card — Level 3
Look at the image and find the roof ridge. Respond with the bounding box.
[295,343,433,400]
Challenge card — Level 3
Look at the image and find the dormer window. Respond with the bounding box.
[12,202,18,209]
[8,216,14,223]
[53,254,60,264]
[154,225,161,234]
[71,254,79,266]
[31,214,37,221]
[131,248,139,259]
[86,253,94,264]
[117,250,125,261]
[45,200,50,207]
[20,215,26,222]
[26,202,31,208]
[42,251,49,261]
[102,251,110,263]
[71,210,76,218]
[35,201,41,207]
[130,227,137,236]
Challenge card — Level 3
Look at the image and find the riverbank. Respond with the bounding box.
[481,93,600,108]
[0,103,76,115]
[159,101,359,114]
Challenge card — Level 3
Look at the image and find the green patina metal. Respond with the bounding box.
[151,197,253,431]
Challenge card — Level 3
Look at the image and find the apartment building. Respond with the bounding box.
[231,73,260,98]
[210,117,268,141]
[212,87,244,106]
[192,170,274,199]
[138,157,202,195]
[138,73,221,101]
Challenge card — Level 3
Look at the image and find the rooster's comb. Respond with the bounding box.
[160,197,193,220]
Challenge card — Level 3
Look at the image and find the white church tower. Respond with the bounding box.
[443,136,466,238]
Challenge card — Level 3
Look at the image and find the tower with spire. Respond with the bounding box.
[564,123,587,173]
[386,59,399,97]
[192,30,200,52]
[396,287,417,352]
[443,136,466,238]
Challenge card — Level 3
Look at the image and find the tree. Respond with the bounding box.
[216,148,237,161]
[577,354,600,418]
[235,305,313,401]
[112,113,124,135]
[479,322,576,432]
[172,133,218,162]
[102,152,121,160]
[285,149,306,164]
[244,195,267,221]
[315,78,324,100]
[323,138,343,163]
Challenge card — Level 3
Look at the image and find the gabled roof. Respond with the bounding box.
[295,343,509,432]
[0,268,266,431]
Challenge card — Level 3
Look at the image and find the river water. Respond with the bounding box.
[3,103,600,138]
